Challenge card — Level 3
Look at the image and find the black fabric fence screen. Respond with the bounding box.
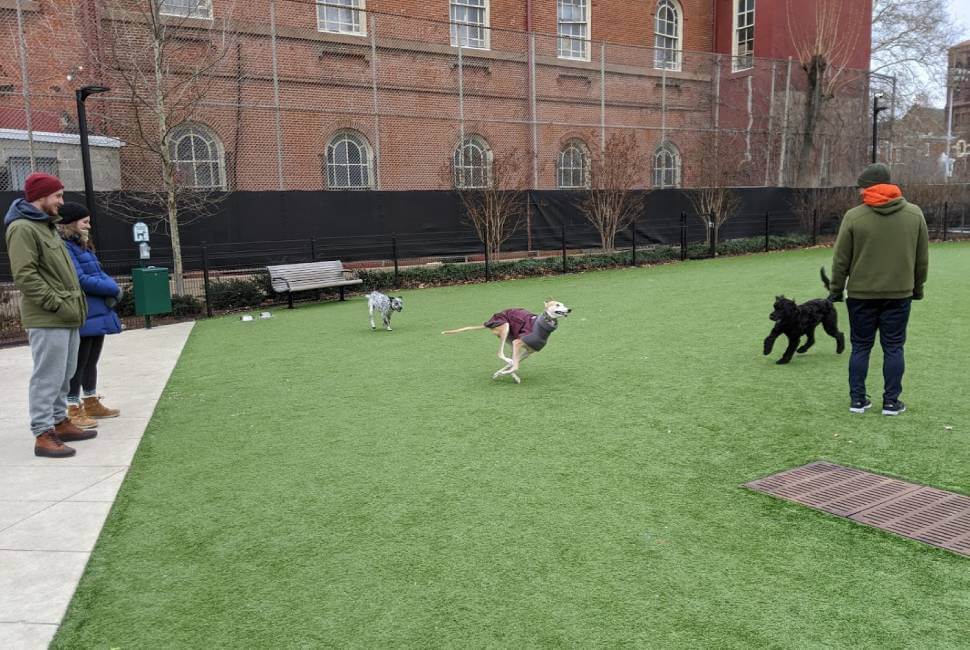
[0,187,824,280]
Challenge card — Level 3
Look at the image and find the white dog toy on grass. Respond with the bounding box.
[442,299,571,383]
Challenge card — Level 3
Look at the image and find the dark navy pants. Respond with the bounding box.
[846,298,912,402]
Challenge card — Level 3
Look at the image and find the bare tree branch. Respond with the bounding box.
[580,133,646,251]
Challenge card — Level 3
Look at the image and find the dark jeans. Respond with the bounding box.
[846,298,911,403]
[68,335,105,399]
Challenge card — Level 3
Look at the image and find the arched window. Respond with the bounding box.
[654,0,682,71]
[168,123,226,190]
[453,135,492,188]
[653,142,681,188]
[326,131,374,189]
[557,139,590,189]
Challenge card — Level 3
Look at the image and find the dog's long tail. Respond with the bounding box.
[441,325,487,335]
[820,266,832,292]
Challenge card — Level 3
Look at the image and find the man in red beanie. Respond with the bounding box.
[4,172,96,458]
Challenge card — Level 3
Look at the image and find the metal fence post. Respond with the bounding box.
[943,201,949,242]
[484,240,491,283]
[561,224,567,274]
[764,211,770,252]
[392,234,399,287]
[201,241,213,318]
[708,217,716,258]
[680,211,687,261]
[309,237,317,262]
[631,216,637,266]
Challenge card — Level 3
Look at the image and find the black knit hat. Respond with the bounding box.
[58,202,90,225]
[856,163,891,188]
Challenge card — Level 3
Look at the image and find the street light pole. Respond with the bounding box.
[75,85,110,219]
[871,93,887,164]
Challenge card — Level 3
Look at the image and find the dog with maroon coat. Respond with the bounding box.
[442,300,572,383]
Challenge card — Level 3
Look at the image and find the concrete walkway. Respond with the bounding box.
[0,322,195,649]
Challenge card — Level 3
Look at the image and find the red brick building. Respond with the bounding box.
[1,0,874,192]
[946,39,970,180]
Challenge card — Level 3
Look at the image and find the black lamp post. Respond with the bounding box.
[871,93,888,164]
[75,85,110,218]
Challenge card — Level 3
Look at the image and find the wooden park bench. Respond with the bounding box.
[267,260,363,308]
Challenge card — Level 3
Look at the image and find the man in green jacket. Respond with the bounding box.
[5,172,96,458]
[828,163,929,416]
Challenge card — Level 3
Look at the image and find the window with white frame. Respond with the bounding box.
[158,0,212,19]
[558,0,590,61]
[317,0,366,36]
[733,0,755,72]
[169,124,226,190]
[450,0,489,49]
[326,131,374,189]
[654,0,682,71]
[558,140,590,189]
[453,135,491,188]
[653,143,681,188]
[5,157,58,192]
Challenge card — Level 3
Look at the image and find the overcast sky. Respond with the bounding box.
[951,0,970,41]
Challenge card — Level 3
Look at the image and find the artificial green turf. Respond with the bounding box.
[54,243,970,648]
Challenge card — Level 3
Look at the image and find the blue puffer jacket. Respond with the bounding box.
[64,237,122,337]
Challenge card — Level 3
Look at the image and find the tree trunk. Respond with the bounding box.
[166,181,184,295]
[797,55,827,186]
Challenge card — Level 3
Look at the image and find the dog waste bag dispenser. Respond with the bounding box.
[131,267,171,316]
[130,222,171,316]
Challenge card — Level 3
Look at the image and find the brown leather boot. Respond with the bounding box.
[54,418,97,442]
[83,396,120,419]
[34,430,76,458]
[68,404,98,430]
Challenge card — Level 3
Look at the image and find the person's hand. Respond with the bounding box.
[828,292,844,303]
[912,289,923,301]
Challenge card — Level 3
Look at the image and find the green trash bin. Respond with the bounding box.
[131,266,172,316]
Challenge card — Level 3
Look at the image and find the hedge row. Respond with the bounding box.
[114,234,812,315]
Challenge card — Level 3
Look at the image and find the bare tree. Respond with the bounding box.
[448,147,529,260]
[78,0,237,294]
[789,186,859,237]
[904,182,962,238]
[580,132,646,251]
[871,0,962,107]
[786,0,867,187]
[683,134,742,248]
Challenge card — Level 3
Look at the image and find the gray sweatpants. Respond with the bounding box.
[27,328,80,437]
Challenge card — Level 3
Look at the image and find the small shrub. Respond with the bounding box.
[114,290,135,317]
[207,278,266,311]
[171,294,204,318]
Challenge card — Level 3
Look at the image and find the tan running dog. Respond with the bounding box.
[442,300,571,383]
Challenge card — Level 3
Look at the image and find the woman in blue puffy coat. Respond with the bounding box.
[58,203,122,428]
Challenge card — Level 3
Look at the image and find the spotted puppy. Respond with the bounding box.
[367,291,404,330]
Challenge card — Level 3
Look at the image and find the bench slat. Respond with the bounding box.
[267,260,361,293]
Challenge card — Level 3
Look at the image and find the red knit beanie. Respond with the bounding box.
[24,172,64,202]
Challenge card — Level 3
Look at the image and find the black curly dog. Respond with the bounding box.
[763,268,845,364]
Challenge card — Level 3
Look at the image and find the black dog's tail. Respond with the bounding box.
[820,266,831,292]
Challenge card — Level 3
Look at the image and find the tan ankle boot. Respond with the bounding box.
[82,396,120,419]
[34,430,76,458]
[68,404,98,430]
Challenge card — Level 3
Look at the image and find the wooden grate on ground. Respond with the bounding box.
[745,461,970,557]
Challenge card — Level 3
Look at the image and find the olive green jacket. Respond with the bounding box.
[5,202,86,329]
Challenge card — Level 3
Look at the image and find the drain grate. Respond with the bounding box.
[745,462,970,556]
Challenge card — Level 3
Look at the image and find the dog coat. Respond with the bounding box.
[484,309,558,351]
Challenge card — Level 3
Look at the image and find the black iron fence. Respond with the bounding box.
[1,205,965,346]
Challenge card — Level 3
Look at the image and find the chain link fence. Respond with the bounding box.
[2,2,898,196]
